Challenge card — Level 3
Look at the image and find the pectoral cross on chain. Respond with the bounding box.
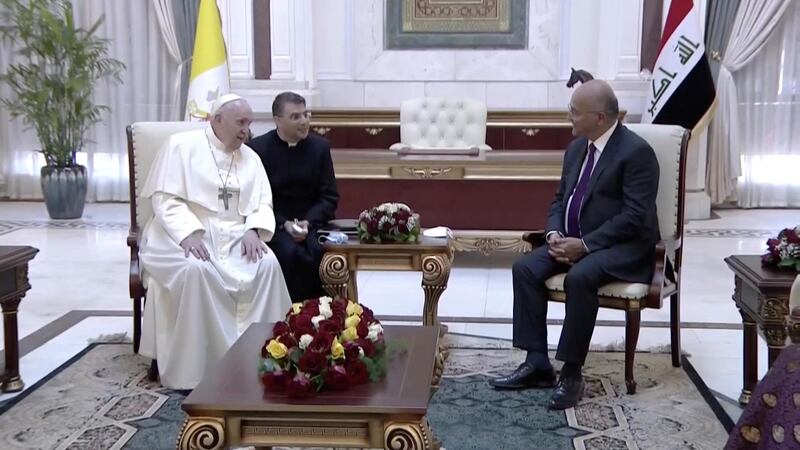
[219,187,233,210]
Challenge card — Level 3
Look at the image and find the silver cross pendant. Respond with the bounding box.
[219,187,232,210]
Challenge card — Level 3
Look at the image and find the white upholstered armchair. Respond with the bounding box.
[523,124,690,395]
[126,121,206,353]
[389,97,491,152]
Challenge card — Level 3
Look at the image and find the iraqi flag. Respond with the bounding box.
[642,0,716,132]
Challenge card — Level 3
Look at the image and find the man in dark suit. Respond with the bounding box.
[249,92,339,302]
[490,80,660,410]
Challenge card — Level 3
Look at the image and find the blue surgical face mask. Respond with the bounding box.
[318,231,349,244]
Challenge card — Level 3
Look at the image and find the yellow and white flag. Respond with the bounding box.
[185,0,230,121]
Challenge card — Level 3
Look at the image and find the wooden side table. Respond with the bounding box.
[0,245,38,392]
[319,237,452,389]
[319,237,453,328]
[725,255,798,405]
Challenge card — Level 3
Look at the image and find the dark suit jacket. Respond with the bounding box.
[546,124,660,283]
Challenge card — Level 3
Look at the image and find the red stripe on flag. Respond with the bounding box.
[658,0,693,53]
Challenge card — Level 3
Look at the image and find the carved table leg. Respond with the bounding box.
[320,252,350,300]
[2,296,24,392]
[763,321,788,368]
[739,307,757,405]
[422,253,451,393]
[421,253,451,327]
[177,417,225,450]
[385,417,438,450]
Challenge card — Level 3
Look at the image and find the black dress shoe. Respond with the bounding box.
[490,362,556,389]
[548,375,585,410]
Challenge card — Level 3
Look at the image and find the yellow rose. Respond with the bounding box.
[266,339,288,359]
[331,337,345,359]
[341,326,359,342]
[291,303,303,315]
[346,301,363,317]
[344,314,361,329]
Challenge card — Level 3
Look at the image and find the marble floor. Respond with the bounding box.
[1,201,800,422]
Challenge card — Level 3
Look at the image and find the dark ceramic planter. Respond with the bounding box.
[40,165,87,219]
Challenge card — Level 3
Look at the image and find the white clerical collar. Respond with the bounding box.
[276,129,299,147]
[590,121,618,153]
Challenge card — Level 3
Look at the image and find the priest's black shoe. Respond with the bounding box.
[490,362,556,389]
[548,375,585,410]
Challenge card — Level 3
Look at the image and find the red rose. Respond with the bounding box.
[298,350,328,375]
[345,359,369,385]
[381,220,393,232]
[286,374,316,399]
[319,319,341,335]
[395,209,410,222]
[292,313,316,337]
[287,312,304,330]
[324,364,349,390]
[357,320,369,339]
[358,338,376,357]
[260,340,270,358]
[331,298,347,314]
[303,302,320,317]
[785,228,800,244]
[367,219,379,235]
[272,321,291,338]
[360,306,375,323]
[308,331,334,354]
[277,332,297,349]
[344,341,361,361]
[261,370,288,392]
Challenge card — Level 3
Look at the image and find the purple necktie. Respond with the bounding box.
[566,143,597,237]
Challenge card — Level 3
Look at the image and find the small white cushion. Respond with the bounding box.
[544,273,650,300]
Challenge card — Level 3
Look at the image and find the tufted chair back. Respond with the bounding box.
[127,121,207,231]
[390,97,491,151]
[625,124,687,267]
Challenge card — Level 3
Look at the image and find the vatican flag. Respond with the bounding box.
[185,0,230,121]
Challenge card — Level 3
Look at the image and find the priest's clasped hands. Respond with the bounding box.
[547,234,587,265]
[180,229,268,263]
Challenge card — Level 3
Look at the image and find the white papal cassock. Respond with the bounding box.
[138,126,291,389]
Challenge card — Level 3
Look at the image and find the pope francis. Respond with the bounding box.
[138,94,291,389]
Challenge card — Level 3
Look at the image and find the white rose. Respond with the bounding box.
[319,302,333,319]
[311,314,325,329]
[299,334,313,350]
[319,296,333,304]
[367,323,384,342]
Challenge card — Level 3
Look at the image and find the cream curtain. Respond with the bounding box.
[706,0,792,204]
[0,0,172,201]
[735,1,800,207]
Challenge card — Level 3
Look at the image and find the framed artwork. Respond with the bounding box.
[385,0,529,49]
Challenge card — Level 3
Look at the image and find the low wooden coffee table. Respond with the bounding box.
[178,324,440,450]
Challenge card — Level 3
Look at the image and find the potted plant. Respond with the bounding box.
[0,0,124,219]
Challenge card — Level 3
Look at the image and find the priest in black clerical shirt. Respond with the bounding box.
[249,91,339,302]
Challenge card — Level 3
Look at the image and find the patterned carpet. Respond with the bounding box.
[0,335,730,450]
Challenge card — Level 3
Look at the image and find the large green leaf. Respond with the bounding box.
[0,0,125,167]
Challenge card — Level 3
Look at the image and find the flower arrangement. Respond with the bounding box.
[259,296,386,398]
[762,226,800,271]
[357,202,420,243]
